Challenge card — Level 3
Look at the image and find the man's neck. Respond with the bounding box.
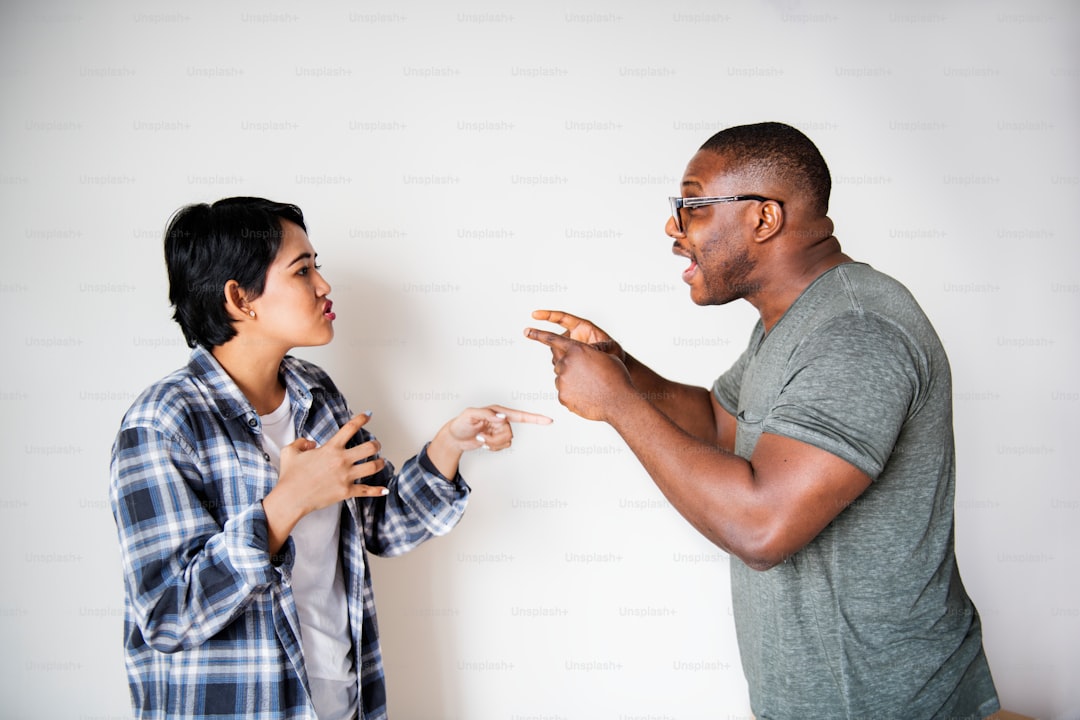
[751,238,852,333]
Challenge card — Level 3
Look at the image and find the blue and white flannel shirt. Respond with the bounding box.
[110,345,470,719]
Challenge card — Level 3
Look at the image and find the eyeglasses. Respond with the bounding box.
[668,195,781,233]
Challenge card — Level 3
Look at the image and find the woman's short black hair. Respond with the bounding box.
[164,196,306,349]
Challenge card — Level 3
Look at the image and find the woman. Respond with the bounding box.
[110,197,549,720]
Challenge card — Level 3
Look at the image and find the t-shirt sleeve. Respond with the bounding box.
[762,312,923,480]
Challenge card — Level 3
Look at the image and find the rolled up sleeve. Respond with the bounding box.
[360,442,471,557]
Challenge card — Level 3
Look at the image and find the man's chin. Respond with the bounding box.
[689,286,741,308]
[688,284,717,306]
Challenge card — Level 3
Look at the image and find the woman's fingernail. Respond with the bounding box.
[380,487,390,495]
[475,434,486,443]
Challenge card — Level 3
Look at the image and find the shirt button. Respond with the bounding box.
[248,417,258,427]
[263,453,270,462]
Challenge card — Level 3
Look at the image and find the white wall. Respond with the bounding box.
[1,1,1077,718]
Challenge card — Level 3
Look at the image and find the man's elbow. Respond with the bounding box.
[739,554,784,572]
[692,500,801,571]
[727,526,796,572]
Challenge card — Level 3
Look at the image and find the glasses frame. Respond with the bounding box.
[668,195,781,233]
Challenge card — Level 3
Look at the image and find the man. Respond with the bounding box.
[525,122,999,718]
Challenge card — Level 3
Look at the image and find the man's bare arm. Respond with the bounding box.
[525,327,870,570]
[531,309,724,445]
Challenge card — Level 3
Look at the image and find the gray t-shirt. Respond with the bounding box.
[712,263,998,719]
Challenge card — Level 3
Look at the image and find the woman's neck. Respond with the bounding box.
[211,340,287,416]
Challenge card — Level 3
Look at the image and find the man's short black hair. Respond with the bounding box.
[700,122,832,215]
[164,196,306,349]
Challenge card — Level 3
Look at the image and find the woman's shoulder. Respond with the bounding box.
[118,364,214,438]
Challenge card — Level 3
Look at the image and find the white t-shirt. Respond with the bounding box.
[261,394,358,720]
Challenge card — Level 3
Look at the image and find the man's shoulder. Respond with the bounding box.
[807,262,914,307]
[836,262,918,301]
[799,263,935,342]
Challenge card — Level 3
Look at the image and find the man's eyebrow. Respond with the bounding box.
[681,180,704,190]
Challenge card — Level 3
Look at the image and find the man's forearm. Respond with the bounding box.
[603,389,765,564]
[624,353,717,442]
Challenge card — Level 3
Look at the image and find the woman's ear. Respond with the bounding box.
[223,280,255,320]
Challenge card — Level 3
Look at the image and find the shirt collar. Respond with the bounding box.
[187,345,321,422]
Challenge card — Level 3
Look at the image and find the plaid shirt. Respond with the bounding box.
[110,345,470,719]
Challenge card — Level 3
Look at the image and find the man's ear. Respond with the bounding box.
[223,280,255,320]
[753,200,784,243]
